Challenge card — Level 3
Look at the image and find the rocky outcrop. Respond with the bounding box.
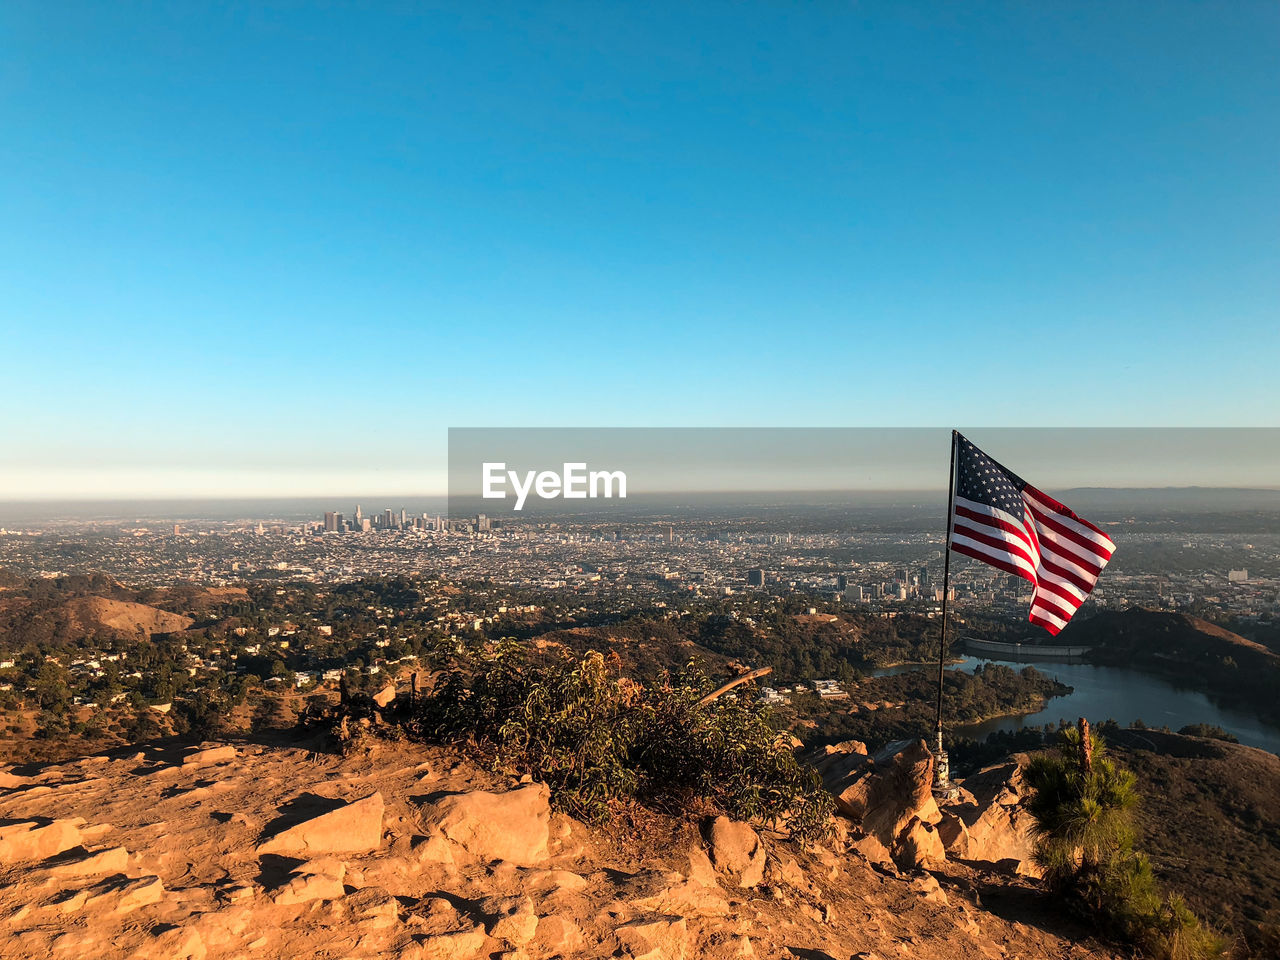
[0,739,1121,960]
[0,818,84,864]
[419,783,551,866]
[535,913,586,955]
[706,816,765,888]
[813,741,1039,876]
[481,893,539,944]
[810,739,943,868]
[411,925,487,960]
[895,815,946,868]
[80,874,165,915]
[616,914,692,960]
[273,869,345,905]
[940,757,1039,876]
[257,791,385,855]
[182,745,237,767]
[41,844,129,878]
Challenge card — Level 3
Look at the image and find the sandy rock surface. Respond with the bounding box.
[0,736,1120,960]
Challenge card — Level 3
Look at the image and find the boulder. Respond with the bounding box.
[373,684,398,708]
[419,784,550,866]
[685,847,718,887]
[765,851,806,888]
[481,894,538,944]
[411,925,487,960]
[296,856,347,881]
[182,745,237,767]
[838,740,939,838]
[115,880,165,916]
[947,758,1039,875]
[44,845,129,878]
[345,886,400,929]
[82,874,165,915]
[909,873,948,905]
[411,831,457,868]
[525,868,589,897]
[144,926,206,960]
[807,740,873,786]
[627,870,730,918]
[847,830,893,867]
[894,816,945,869]
[535,914,585,955]
[706,816,766,888]
[273,870,345,905]
[615,914,691,960]
[936,811,971,857]
[812,739,944,866]
[258,792,384,856]
[0,819,84,864]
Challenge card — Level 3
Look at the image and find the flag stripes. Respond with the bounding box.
[949,434,1115,636]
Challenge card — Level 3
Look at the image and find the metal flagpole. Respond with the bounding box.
[932,429,959,798]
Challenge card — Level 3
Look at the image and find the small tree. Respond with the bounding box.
[1025,724,1224,960]
[1025,724,1142,903]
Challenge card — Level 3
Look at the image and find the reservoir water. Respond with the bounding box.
[872,657,1280,755]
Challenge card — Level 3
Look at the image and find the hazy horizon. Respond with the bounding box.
[5,485,1280,526]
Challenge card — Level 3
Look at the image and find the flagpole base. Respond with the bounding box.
[931,730,961,802]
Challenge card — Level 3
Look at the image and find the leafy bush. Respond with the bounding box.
[1025,727,1224,960]
[404,641,831,838]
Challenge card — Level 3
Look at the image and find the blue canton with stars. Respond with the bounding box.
[955,434,1028,520]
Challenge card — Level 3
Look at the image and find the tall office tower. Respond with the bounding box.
[400,509,407,528]
[476,513,491,532]
[894,567,909,584]
[361,518,372,533]
[666,526,673,545]
[324,511,338,532]
[335,513,345,532]
[747,568,765,588]
[355,505,363,523]
[918,566,930,589]
[384,509,394,530]
[835,574,848,592]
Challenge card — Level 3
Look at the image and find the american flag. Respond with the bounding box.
[949,433,1115,635]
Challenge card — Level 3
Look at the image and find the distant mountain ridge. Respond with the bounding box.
[1053,487,1280,511]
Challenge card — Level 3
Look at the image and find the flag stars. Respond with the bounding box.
[955,437,1027,520]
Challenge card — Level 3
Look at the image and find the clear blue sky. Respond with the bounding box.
[2,2,1277,497]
